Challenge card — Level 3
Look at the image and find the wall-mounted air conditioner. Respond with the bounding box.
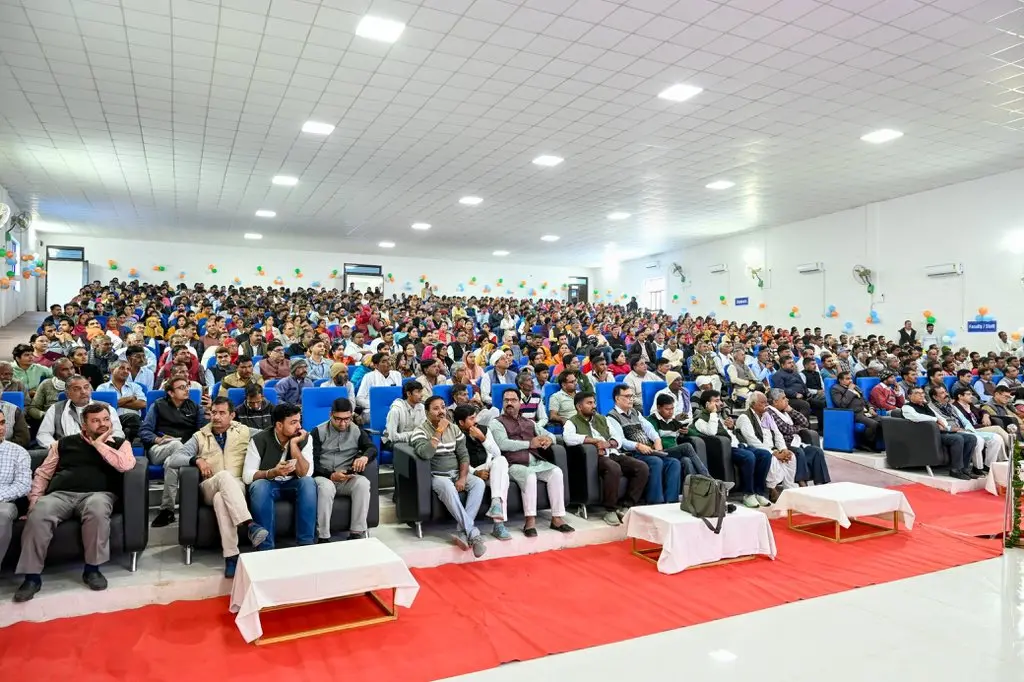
[796,262,824,274]
[924,263,963,278]
[709,264,727,274]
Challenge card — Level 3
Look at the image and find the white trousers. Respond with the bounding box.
[766,454,797,490]
[509,464,566,518]
[971,432,1005,468]
[473,456,510,521]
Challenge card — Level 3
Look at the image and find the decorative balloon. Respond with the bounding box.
[419,274,427,283]
[593,289,599,296]
[707,311,716,318]
[470,276,478,285]
[178,271,186,280]
[497,278,504,286]
[926,315,936,324]
[719,295,727,303]
[540,281,547,290]
[621,293,628,300]
[482,285,492,294]
[3,251,11,259]
[108,260,118,271]
[1012,332,1022,341]
[456,283,466,293]
[529,288,537,297]
[672,294,679,302]
[310,281,321,288]
[690,295,698,305]
[403,281,413,292]
[826,304,839,318]
[922,310,933,318]
[386,273,394,283]
[128,268,139,278]
[328,269,338,279]
[21,254,33,262]
[978,306,989,316]
[843,321,854,332]
[21,271,30,280]
[758,302,766,309]
[0,277,9,289]
[273,277,284,285]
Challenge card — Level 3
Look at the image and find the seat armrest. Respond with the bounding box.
[682,436,708,470]
[565,443,598,506]
[363,458,380,528]
[798,429,821,448]
[547,444,570,501]
[696,435,734,483]
[393,443,432,524]
[122,456,150,553]
[178,465,201,547]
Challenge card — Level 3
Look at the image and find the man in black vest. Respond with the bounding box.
[14,403,137,602]
[453,403,511,540]
[141,377,207,527]
[242,402,316,549]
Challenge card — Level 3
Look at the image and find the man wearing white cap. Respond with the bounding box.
[479,349,517,407]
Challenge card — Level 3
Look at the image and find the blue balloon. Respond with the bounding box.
[708,311,716,318]
[945,329,956,337]
[975,314,984,322]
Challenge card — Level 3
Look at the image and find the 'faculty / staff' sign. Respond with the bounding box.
[734,297,749,306]
[966,320,997,333]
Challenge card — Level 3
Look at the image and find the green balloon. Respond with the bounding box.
[295,268,300,274]
[5,271,12,277]
[159,265,166,271]
[926,315,936,324]
[789,311,795,318]
[212,268,218,273]
[110,264,118,270]
[257,265,263,271]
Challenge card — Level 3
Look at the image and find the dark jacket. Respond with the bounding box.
[774,368,808,399]
[831,383,868,414]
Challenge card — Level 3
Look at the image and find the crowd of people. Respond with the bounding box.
[1,279,1021,601]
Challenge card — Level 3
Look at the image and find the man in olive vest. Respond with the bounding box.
[312,397,375,543]
[14,403,137,602]
[242,402,316,549]
[166,396,268,577]
[489,388,573,537]
[562,391,648,526]
[141,376,207,528]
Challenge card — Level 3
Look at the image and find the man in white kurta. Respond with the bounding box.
[735,392,797,496]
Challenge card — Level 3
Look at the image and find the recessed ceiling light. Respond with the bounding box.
[378,241,395,248]
[540,235,560,242]
[607,212,631,220]
[301,121,335,135]
[255,210,276,218]
[411,222,431,230]
[532,155,563,167]
[355,15,406,43]
[657,83,703,103]
[706,180,735,190]
[860,129,903,144]
[272,175,298,186]
[459,196,483,206]
[244,233,262,240]
[493,250,510,256]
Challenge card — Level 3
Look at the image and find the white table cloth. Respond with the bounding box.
[773,482,915,530]
[985,461,1013,496]
[624,503,776,575]
[229,537,420,643]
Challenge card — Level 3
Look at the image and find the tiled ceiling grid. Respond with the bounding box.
[0,0,1022,266]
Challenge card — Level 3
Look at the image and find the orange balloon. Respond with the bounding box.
[1012,332,1022,341]
[865,316,873,323]
[0,277,9,286]
[22,271,31,280]
[4,251,12,259]
[922,310,932,318]
[758,302,766,309]
[831,310,839,317]
[978,306,989,315]
[791,306,799,313]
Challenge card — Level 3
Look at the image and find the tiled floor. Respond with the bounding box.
[443,550,1024,682]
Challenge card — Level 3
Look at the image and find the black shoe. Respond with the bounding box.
[523,526,538,538]
[347,532,366,541]
[83,570,108,591]
[950,470,971,481]
[550,521,575,533]
[972,467,987,477]
[316,537,331,544]
[151,509,175,528]
[13,579,41,603]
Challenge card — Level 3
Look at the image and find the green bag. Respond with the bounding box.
[680,475,733,534]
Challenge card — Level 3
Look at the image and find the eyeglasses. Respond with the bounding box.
[330,414,353,424]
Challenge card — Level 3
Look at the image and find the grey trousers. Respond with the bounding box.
[150,440,184,510]
[431,471,485,539]
[0,501,17,565]
[314,475,371,537]
[16,491,117,574]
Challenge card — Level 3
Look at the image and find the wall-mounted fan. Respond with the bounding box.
[748,266,764,288]
[671,262,687,286]
[852,264,875,294]
[0,204,10,232]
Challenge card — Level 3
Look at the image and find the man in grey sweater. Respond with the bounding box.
[411,395,486,557]
[312,397,375,541]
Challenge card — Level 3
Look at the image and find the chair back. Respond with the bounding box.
[490,383,516,408]
[432,384,454,405]
[595,382,624,415]
[542,382,559,408]
[300,386,350,432]
[145,388,201,406]
[264,379,278,389]
[369,386,404,433]
[3,392,24,409]
[942,375,956,392]
[684,381,698,396]
[641,381,667,415]
[92,391,119,411]
[856,377,881,397]
[824,378,837,408]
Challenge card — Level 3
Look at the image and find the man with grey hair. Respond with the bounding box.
[735,391,797,498]
[0,361,26,394]
[97,360,147,442]
[765,388,831,486]
[36,375,124,448]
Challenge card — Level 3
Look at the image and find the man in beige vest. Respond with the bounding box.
[167,396,269,578]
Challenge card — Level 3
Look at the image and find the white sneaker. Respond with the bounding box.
[756,494,772,507]
[742,494,760,508]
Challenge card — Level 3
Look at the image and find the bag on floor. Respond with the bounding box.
[680,475,733,534]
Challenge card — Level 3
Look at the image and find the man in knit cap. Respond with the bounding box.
[276,357,313,405]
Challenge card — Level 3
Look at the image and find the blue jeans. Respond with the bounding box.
[635,454,682,504]
[248,477,317,550]
[731,447,772,495]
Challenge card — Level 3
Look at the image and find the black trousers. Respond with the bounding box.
[599,454,648,509]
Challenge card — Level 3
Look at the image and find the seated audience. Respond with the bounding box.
[37,375,124,448]
[14,404,135,602]
[356,352,402,420]
[547,370,579,426]
[945,387,1004,473]
[0,411,31,565]
[690,390,771,508]
[276,358,313,406]
[312,398,374,543]
[478,350,517,407]
[606,384,682,506]
[218,355,264,398]
[305,340,334,381]
[869,370,904,412]
[727,348,761,404]
[242,402,317,549]
[901,386,979,480]
[411,396,487,556]
[234,383,273,431]
[28,358,74,426]
[623,356,659,411]
[258,342,290,380]
[384,380,426,447]
[736,392,799,499]
[12,343,52,397]
[563,391,648,526]
[96,360,146,442]
[690,341,724,391]
[514,371,547,426]
[489,389,573,536]
[165,397,267,577]
[973,368,997,404]
[646,394,708,481]
[830,371,880,451]
[981,386,1021,431]
[124,345,156,391]
[205,346,236,388]
[764,389,831,485]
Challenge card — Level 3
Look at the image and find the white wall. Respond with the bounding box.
[39,235,596,301]
[0,183,40,327]
[598,168,1024,349]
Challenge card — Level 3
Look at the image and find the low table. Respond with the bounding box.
[623,503,776,575]
[229,538,420,644]
[985,461,1013,496]
[774,482,915,543]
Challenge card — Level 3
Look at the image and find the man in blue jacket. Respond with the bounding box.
[773,356,825,423]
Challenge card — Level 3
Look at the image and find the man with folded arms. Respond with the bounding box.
[166,397,268,577]
[242,403,317,549]
[563,391,648,526]
[312,398,374,543]
[489,389,574,537]
[411,395,487,557]
[14,404,136,602]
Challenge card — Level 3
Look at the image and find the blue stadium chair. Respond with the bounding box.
[856,377,880,398]
[490,383,516,409]
[212,382,221,399]
[943,375,956,392]
[205,357,217,369]
[92,391,119,411]
[227,388,245,407]
[300,386,349,432]
[3,392,24,409]
[265,387,279,405]
[641,381,667,415]
[595,382,624,415]
[252,355,263,366]
[684,381,698,396]
[264,379,278,389]
[542,382,559,406]
[655,349,664,360]
[145,388,202,409]
[314,378,331,387]
[915,376,927,387]
[369,385,403,465]
[432,384,454,405]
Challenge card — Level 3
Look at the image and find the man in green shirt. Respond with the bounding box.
[11,344,52,399]
[547,370,579,426]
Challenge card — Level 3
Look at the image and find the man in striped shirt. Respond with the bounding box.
[411,396,486,558]
[0,411,32,569]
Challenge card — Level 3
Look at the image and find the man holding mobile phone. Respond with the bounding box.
[312,398,375,542]
[242,403,316,549]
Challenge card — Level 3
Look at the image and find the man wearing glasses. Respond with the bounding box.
[311,397,375,542]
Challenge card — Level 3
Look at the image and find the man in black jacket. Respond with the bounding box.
[830,372,880,451]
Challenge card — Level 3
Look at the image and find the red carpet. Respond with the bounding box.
[0,484,1004,682]
[894,483,1006,536]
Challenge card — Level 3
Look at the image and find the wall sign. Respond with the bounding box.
[734,297,749,306]
[966,320,997,333]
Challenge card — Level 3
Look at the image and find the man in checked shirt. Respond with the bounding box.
[0,411,32,568]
